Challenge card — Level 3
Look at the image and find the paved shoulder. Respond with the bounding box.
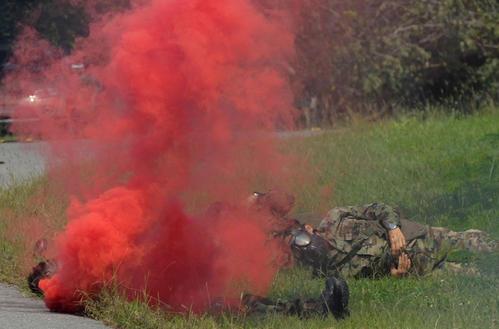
[0,284,109,329]
[0,142,46,187]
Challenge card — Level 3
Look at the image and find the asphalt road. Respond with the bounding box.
[0,284,109,329]
[0,142,110,329]
[0,142,46,188]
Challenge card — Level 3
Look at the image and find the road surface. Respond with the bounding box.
[0,284,109,329]
[0,142,110,329]
[0,142,46,188]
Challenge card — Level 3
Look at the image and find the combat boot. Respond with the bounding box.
[321,276,350,319]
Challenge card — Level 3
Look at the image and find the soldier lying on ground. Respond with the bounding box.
[28,240,350,319]
[251,190,497,278]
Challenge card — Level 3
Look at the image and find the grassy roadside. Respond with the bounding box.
[0,135,18,143]
[84,269,498,329]
[0,177,67,288]
[289,109,499,239]
[0,109,498,328]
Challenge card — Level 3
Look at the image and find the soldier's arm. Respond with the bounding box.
[361,203,402,227]
[318,207,350,231]
[318,203,406,255]
[361,203,406,255]
[318,203,400,231]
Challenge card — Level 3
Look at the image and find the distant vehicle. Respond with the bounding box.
[18,87,64,115]
[0,87,62,136]
[1,63,102,127]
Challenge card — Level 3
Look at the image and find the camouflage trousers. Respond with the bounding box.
[403,226,496,275]
[242,294,326,318]
[241,277,349,319]
[427,227,497,253]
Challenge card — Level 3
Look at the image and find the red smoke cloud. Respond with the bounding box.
[8,0,299,313]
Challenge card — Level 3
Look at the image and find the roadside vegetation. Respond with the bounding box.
[83,269,498,329]
[0,176,66,286]
[0,108,497,328]
[293,0,498,123]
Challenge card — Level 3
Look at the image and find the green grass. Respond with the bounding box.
[288,109,499,239]
[0,177,67,287]
[0,135,18,143]
[1,109,498,328]
[85,268,498,329]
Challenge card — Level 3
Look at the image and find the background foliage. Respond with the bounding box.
[0,0,129,78]
[1,0,498,124]
[293,0,498,124]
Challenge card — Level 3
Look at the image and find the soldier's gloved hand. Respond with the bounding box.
[388,227,406,256]
[390,252,411,277]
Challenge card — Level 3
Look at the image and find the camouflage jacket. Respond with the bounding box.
[316,203,442,278]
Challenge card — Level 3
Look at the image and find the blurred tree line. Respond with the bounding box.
[0,0,129,77]
[293,0,499,126]
[0,0,89,73]
[1,0,498,125]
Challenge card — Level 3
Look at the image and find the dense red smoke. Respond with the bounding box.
[7,0,299,313]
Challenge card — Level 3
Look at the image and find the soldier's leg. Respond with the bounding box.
[241,294,303,316]
[429,227,497,253]
[406,237,445,275]
[407,234,490,276]
[242,276,349,319]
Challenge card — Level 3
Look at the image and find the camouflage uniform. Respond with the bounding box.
[427,227,496,253]
[316,203,496,278]
[242,276,350,319]
[242,294,328,317]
